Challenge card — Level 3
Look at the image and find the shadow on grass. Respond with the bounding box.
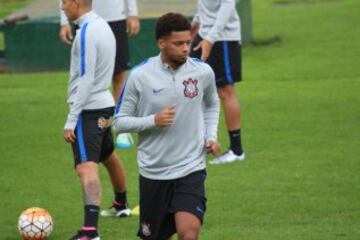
[250,35,282,47]
[273,0,343,7]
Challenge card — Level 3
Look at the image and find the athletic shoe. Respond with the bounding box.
[115,133,134,149]
[69,230,100,240]
[100,203,131,217]
[209,150,245,165]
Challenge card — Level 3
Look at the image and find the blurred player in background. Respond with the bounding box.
[59,0,139,216]
[191,0,245,164]
[59,0,140,101]
[61,0,131,238]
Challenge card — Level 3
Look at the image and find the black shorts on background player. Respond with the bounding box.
[71,107,115,166]
[191,34,242,88]
[108,20,131,74]
[137,170,207,240]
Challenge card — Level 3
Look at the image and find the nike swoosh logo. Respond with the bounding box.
[152,88,165,94]
[196,206,204,213]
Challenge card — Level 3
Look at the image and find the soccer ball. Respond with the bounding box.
[18,207,53,240]
[115,133,134,149]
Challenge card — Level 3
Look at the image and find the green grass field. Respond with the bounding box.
[1,0,360,239]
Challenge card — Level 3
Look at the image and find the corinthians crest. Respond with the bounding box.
[97,117,113,129]
[141,223,151,237]
[183,78,199,99]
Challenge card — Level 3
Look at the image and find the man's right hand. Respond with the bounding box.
[193,39,213,62]
[155,105,176,127]
[64,129,76,143]
[59,24,73,45]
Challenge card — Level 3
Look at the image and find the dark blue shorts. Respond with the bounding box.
[191,34,242,88]
[71,107,115,166]
[137,170,207,240]
[108,20,131,74]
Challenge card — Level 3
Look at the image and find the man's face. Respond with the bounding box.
[62,0,79,21]
[159,31,192,65]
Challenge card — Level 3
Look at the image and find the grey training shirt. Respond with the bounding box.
[64,11,115,130]
[113,56,220,180]
[193,0,241,43]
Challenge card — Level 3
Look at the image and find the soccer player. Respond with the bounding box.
[113,13,221,240]
[59,0,140,101]
[190,0,245,164]
[61,0,129,239]
[59,0,136,216]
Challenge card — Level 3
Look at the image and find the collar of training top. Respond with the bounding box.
[74,10,96,27]
[158,54,188,73]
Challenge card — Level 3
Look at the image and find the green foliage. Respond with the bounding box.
[0,0,359,239]
[0,0,29,19]
[0,0,29,49]
[0,32,4,50]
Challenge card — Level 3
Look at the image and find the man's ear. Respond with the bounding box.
[158,38,165,50]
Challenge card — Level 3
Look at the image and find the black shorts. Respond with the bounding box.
[137,170,207,240]
[108,20,131,74]
[71,107,115,166]
[190,34,242,88]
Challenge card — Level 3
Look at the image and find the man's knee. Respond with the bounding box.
[177,229,199,240]
[217,84,236,100]
[76,162,98,179]
[175,211,201,240]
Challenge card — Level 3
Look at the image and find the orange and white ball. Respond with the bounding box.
[18,207,53,240]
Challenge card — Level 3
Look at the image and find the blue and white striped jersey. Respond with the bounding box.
[64,11,116,130]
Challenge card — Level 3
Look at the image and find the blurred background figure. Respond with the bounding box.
[191,0,245,165]
[59,0,140,102]
[59,0,140,219]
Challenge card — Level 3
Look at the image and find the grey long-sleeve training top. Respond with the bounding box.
[64,11,115,130]
[113,56,220,180]
[59,0,138,26]
[193,0,241,43]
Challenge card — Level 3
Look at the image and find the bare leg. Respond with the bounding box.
[175,212,201,240]
[112,71,127,102]
[76,162,101,206]
[102,151,126,193]
[217,84,241,131]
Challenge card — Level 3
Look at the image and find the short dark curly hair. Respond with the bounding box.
[155,12,191,40]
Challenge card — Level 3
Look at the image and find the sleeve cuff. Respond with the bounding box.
[127,12,138,17]
[148,114,156,128]
[204,36,216,44]
[127,5,139,16]
[192,15,199,23]
[60,18,70,26]
[206,136,217,142]
[64,117,78,130]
